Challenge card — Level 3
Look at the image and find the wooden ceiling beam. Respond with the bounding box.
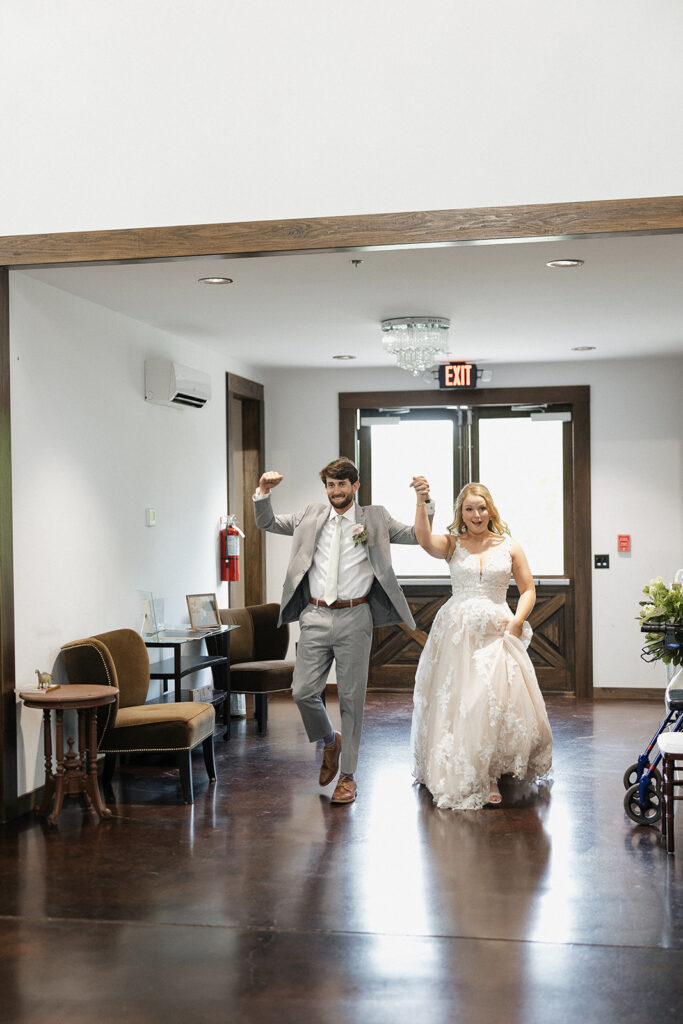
[1,195,682,268]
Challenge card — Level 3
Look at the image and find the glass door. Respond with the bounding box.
[357,400,577,693]
[358,408,459,578]
[472,405,575,691]
[473,406,571,578]
[358,403,571,580]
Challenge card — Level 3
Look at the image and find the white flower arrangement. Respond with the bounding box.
[639,576,683,666]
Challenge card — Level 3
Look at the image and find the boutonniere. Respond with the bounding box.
[352,524,368,547]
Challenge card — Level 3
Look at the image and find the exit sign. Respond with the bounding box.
[438,362,478,389]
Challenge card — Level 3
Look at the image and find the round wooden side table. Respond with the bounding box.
[19,684,119,826]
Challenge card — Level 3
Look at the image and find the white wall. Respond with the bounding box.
[7,273,682,792]
[10,272,261,793]
[260,356,683,691]
[1,1,682,235]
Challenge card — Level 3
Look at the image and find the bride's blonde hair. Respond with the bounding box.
[448,483,510,536]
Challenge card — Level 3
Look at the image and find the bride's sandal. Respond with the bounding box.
[487,781,502,806]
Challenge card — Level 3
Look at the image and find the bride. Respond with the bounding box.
[409,480,552,810]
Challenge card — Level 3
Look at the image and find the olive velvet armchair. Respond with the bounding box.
[219,604,294,735]
[61,628,216,804]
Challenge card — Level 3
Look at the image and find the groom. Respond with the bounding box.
[253,457,432,804]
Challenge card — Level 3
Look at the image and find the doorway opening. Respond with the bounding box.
[341,385,591,697]
[226,373,265,608]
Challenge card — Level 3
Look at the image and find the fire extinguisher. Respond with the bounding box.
[220,515,245,582]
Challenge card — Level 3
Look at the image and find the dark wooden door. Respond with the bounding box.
[508,582,574,693]
[342,384,591,697]
[368,581,573,695]
[369,586,450,690]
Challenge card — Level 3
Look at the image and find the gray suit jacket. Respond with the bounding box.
[254,495,424,629]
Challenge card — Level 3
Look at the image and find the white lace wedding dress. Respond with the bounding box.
[410,535,553,810]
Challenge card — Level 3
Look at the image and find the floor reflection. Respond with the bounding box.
[414,781,551,942]
[1,693,682,1022]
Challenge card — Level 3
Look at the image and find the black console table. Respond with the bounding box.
[144,625,239,739]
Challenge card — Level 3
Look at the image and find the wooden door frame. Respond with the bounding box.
[1,195,682,819]
[0,269,17,819]
[226,373,266,607]
[340,385,591,697]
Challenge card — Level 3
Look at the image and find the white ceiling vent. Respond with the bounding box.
[144,360,211,409]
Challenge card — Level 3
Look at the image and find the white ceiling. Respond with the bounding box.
[21,232,683,370]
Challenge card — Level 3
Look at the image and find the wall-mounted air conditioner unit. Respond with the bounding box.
[144,360,211,409]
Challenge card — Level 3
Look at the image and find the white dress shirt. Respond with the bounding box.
[254,492,373,601]
[308,504,374,602]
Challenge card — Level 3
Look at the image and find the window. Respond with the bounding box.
[477,415,565,575]
[366,413,455,577]
[359,405,569,577]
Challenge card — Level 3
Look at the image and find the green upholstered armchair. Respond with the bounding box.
[60,628,216,804]
[219,604,294,735]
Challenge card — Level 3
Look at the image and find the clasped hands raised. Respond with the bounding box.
[410,476,431,503]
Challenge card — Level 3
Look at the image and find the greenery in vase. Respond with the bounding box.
[639,577,683,666]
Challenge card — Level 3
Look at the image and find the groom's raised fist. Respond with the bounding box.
[259,470,284,494]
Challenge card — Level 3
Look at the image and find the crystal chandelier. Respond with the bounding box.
[381,316,450,375]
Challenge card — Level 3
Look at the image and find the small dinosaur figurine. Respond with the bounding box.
[35,670,55,690]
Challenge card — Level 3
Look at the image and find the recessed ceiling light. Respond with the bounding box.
[198,276,233,284]
[546,259,584,268]
[571,346,596,351]
[333,355,356,360]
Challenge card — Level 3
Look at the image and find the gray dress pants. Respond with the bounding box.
[292,602,374,776]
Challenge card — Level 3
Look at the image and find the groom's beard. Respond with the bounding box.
[328,496,354,512]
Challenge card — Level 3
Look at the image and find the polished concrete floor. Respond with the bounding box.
[1,693,682,1023]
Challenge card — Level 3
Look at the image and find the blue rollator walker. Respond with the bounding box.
[623,622,683,825]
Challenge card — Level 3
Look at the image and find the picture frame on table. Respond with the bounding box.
[138,589,159,637]
[186,592,221,629]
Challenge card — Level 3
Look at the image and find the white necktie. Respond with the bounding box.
[324,515,343,604]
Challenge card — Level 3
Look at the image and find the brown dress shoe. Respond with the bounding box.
[319,732,342,786]
[330,774,357,804]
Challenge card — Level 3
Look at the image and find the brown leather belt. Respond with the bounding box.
[309,597,369,609]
